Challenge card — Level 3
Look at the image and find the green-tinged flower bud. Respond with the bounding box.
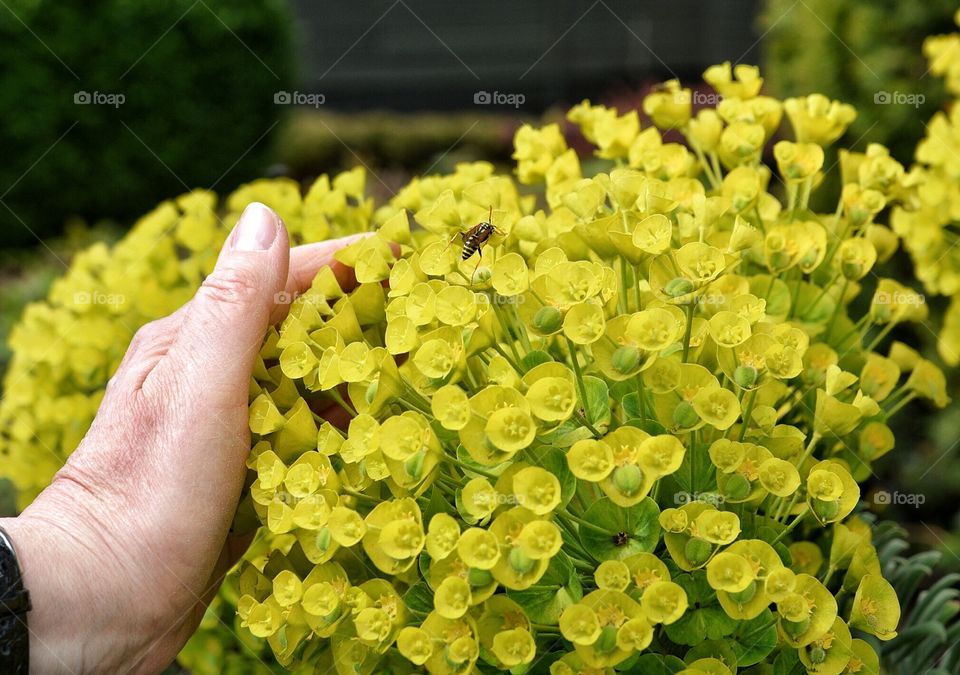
[612,465,644,496]
[612,345,642,374]
[808,646,827,664]
[728,580,757,604]
[723,473,752,500]
[594,625,619,655]
[533,306,563,333]
[365,380,379,404]
[665,277,695,298]
[811,498,839,521]
[685,537,713,566]
[473,266,492,284]
[782,617,811,639]
[508,546,536,575]
[734,365,758,388]
[673,401,699,429]
[404,451,425,479]
[468,568,493,587]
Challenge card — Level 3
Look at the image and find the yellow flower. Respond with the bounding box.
[426,513,461,560]
[594,560,631,592]
[559,604,602,646]
[849,575,900,640]
[568,439,616,482]
[758,458,800,497]
[640,580,688,624]
[513,466,562,515]
[706,552,755,593]
[692,385,741,430]
[457,527,502,569]
[435,576,472,619]
[513,123,567,184]
[703,62,764,99]
[397,626,433,666]
[784,94,856,145]
[643,80,692,129]
[492,628,536,667]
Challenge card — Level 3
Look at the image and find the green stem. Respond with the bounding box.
[738,388,758,442]
[328,388,357,417]
[771,507,808,545]
[565,336,602,437]
[681,302,695,362]
[824,279,849,341]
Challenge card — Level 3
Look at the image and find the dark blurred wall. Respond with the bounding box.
[290,0,760,111]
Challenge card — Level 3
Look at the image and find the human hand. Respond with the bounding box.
[2,203,364,673]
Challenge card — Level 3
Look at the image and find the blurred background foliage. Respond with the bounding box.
[0,0,295,247]
[761,0,957,163]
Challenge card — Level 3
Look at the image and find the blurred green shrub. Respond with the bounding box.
[0,0,294,247]
[761,0,956,162]
[275,110,520,187]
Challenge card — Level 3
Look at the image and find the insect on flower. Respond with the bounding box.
[449,206,505,283]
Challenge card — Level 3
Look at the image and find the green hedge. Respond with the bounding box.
[0,0,294,247]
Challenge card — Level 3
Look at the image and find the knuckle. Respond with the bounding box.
[198,266,261,308]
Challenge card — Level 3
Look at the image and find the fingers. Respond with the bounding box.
[269,233,370,324]
[152,202,290,409]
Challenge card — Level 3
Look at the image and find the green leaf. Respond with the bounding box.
[582,376,611,430]
[521,350,553,371]
[507,551,582,624]
[772,645,806,675]
[626,654,687,674]
[424,484,454,522]
[403,581,434,614]
[579,497,660,561]
[684,639,739,667]
[673,440,716,496]
[537,419,594,448]
[624,417,667,435]
[529,446,576,510]
[664,572,737,645]
[731,608,778,667]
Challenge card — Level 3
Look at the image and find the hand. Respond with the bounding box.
[2,203,364,674]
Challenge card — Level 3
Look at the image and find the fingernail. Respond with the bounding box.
[231,202,279,251]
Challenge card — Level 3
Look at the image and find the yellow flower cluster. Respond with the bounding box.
[894,9,960,365]
[235,63,948,673]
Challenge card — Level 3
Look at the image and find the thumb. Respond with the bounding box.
[157,202,289,406]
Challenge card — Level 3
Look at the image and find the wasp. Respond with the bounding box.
[449,206,504,283]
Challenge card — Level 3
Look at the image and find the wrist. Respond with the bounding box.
[1,514,87,673]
